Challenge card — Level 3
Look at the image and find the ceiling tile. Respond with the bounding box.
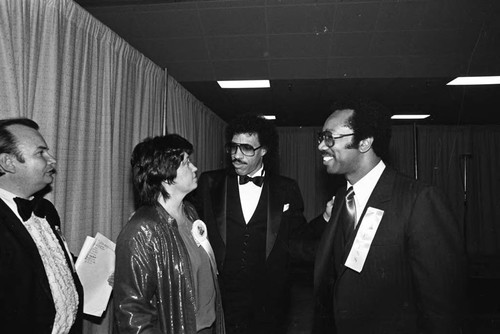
[199,7,266,36]
[133,10,203,39]
[207,36,268,60]
[328,56,406,78]
[196,0,266,9]
[334,2,381,32]
[138,38,209,63]
[266,0,335,5]
[167,61,215,81]
[330,32,372,57]
[213,60,269,79]
[267,4,336,34]
[404,55,466,77]
[269,34,331,58]
[370,31,412,56]
[419,0,463,30]
[410,30,474,56]
[269,59,328,79]
[376,2,426,31]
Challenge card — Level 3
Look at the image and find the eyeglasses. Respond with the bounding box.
[225,143,263,157]
[317,131,354,148]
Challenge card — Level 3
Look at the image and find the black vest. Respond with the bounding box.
[223,183,268,281]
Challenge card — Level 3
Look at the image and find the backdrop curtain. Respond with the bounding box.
[0,0,166,332]
[166,75,227,173]
[277,125,500,258]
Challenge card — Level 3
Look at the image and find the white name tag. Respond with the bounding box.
[345,207,384,273]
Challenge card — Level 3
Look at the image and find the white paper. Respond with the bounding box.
[345,207,384,273]
[75,232,115,317]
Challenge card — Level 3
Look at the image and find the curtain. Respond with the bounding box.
[0,0,166,332]
[166,75,227,173]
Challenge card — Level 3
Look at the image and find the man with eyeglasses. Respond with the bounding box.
[312,100,466,333]
[195,114,307,334]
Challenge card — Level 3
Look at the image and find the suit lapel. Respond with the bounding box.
[313,188,345,292]
[266,175,282,259]
[358,168,395,221]
[212,173,229,245]
[337,168,396,277]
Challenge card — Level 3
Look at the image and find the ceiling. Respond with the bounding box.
[76,0,500,126]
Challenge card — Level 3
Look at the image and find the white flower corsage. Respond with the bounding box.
[191,219,208,247]
[191,219,218,274]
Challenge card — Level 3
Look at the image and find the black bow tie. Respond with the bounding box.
[239,175,264,187]
[13,197,46,222]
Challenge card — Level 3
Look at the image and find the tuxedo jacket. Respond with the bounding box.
[194,169,307,309]
[313,168,466,334]
[0,198,83,334]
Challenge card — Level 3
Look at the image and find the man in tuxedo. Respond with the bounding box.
[313,100,466,334]
[195,114,307,334]
[0,118,82,334]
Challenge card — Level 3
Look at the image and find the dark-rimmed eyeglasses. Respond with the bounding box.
[225,143,262,157]
[317,131,354,148]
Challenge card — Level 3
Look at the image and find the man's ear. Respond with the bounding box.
[0,153,16,174]
[359,137,374,153]
[260,146,268,156]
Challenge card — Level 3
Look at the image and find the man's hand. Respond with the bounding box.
[322,196,335,222]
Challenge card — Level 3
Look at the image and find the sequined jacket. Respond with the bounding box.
[114,201,225,334]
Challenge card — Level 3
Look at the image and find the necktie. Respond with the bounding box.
[341,186,357,241]
[239,175,264,187]
[13,197,46,222]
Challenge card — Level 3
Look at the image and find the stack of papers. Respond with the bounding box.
[75,232,115,317]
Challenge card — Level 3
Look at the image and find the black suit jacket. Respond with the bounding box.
[314,168,466,334]
[195,169,307,312]
[0,198,83,334]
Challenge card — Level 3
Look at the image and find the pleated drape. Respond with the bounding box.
[0,1,166,332]
[166,75,227,173]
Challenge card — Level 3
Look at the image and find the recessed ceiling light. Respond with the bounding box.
[391,114,430,120]
[447,76,500,85]
[261,115,276,120]
[217,80,270,89]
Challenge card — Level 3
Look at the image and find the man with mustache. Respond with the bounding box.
[313,100,466,333]
[0,118,82,334]
[195,114,307,334]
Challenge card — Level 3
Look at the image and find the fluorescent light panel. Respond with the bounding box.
[261,115,276,120]
[217,80,270,89]
[447,76,500,85]
[391,114,430,120]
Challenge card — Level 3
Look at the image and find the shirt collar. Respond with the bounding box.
[348,160,386,205]
[242,164,265,179]
[0,187,30,222]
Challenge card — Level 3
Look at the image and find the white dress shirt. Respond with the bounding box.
[348,160,386,226]
[238,165,265,224]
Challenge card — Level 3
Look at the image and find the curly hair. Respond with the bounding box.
[332,99,392,162]
[225,114,279,172]
[131,134,193,206]
[0,118,40,176]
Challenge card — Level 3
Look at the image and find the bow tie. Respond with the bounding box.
[13,197,46,222]
[239,175,264,187]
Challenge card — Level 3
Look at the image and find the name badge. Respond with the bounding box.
[345,207,384,273]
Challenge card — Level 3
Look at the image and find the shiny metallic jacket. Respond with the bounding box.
[114,202,225,334]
